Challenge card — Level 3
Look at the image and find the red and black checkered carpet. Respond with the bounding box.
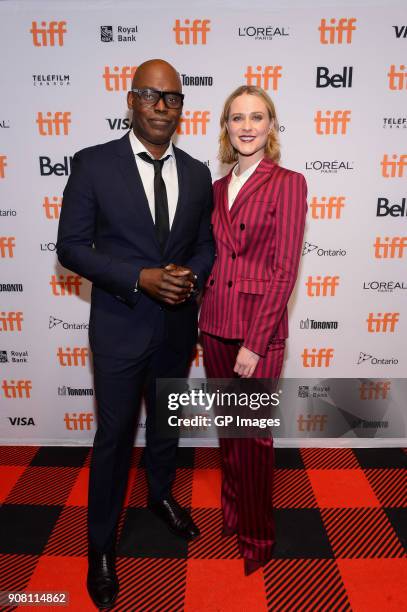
[0,446,406,611]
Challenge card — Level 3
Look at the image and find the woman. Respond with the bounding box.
[199,85,307,575]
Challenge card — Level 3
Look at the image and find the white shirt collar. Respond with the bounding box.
[231,158,262,183]
[129,129,175,161]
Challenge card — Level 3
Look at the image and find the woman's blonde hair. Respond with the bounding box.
[218,85,280,164]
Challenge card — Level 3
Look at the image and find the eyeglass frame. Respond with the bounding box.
[130,87,185,109]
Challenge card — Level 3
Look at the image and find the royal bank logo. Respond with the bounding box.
[32,74,70,87]
[305,160,354,174]
[357,351,399,365]
[238,25,289,40]
[298,384,330,400]
[0,350,28,363]
[302,242,346,257]
[49,315,89,330]
[100,25,138,43]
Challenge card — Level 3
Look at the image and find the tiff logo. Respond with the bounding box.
[310,196,345,219]
[103,66,137,91]
[0,237,15,258]
[30,21,67,46]
[0,155,7,179]
[57,347,89,367]
[245,65,282,90]
[306,275,339,296]
[36,112,71,136]
[301,348,334,367]
[297,414,328,431]
[359,381,391,400]
[366,312,399,333]
[173,19,210,45]
[380,154,407,178]
[176,111,210,135]
[0,312,23,332]
[373,236,407,258]
[387,65,407,90]
[50,275,82,296]
[64,412,94,431]
[318,18,357,44]
[315,110,351,135]
[43,196,62,219]
[2,380,32,398]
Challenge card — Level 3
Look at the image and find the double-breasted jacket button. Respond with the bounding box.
[240,223,245,230]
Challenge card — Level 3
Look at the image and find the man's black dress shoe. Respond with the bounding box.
[148,495,200,540]
[87,548,119,609]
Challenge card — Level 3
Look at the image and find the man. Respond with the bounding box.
[57,59,214,608]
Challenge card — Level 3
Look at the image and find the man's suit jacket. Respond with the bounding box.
[57,132,214,358]
[199,158,307,357]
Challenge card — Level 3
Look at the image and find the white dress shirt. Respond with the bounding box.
[129,129,178,228]
[228,159,262,209]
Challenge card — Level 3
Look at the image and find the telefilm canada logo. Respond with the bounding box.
[383,116,406,129]
[32,74,70,87]
[238,25,289,40]
[49,315,89,331]
[305,160,354,174]
[302,242,347,257]
[100,25,138,43]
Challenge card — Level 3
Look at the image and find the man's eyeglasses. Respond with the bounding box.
[131,88,184,109]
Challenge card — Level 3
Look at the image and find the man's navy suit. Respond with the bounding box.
[57,132,214,551]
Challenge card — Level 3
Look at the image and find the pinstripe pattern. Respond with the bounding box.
[199,158,307,356]
[202,333,285,564]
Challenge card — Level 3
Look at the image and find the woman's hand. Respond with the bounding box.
[233,346,260,378]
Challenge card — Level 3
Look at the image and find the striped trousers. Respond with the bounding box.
[201,333,285,563]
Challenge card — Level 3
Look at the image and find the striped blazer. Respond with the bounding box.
[199,157,307,357]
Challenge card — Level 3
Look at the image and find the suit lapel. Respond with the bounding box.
[115,133,161,253]
[164,145,189,256]
[229,158,277,221]
[217,172,236,249]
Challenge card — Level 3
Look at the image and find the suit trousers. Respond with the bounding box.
[201,332,285,563]
[88,315,192,552]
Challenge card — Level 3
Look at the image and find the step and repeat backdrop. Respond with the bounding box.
[0,0,406,446]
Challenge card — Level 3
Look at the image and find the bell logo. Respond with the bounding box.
[173,19,211,45]
[306,275,340,296]
[0,237,15,258]
[64,412,94,431]
[57,347,89,367]
[0,312,23,332]
[176,111,210,136]
[301,348,334,367]
[318,18,357,44]
[2,380,32,399]
[43,196,62,219]
[380,154,407,178]
[310,196,345,219]
[245,66,282,90]
[0,155,7,179]
[297,414,328,431]
[30,21,67,47]
[103,66,137,91]
[387,64,407,90]
[50,274,82,296]
[315,110,351,135]
[36,112,71,136]
[359,381,391,400]
[374,236,407,258]
[366,312,399,333]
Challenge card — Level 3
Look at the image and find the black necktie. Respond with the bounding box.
[138,152,171,251]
